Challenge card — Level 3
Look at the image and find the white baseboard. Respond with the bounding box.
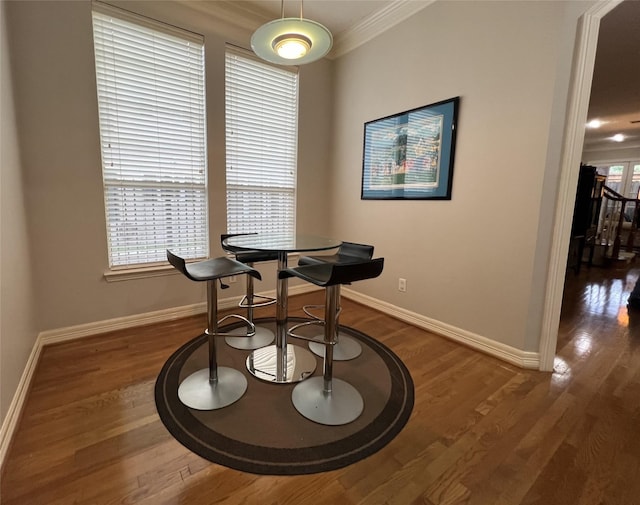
[0,334,43,469]
[0,282,535,469]
[39,302,207,345]
[342,288,541,370]
[38,283,319,346]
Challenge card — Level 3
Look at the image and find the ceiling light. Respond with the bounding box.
[612,133,625,142]
[587,119,602,128]
[273,34,311,59]
[251,0,332,65]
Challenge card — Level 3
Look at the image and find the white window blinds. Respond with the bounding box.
[225,45,298,236]
[92,4,208,268]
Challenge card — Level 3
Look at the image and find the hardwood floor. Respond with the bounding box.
[3,268,640,504]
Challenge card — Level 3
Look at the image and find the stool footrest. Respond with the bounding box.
[302,304,342,321]
[309,334,362,361]
[225,325,275,350]
[212,314,256,337]
[239,293,276,309]
[287,319,336,345]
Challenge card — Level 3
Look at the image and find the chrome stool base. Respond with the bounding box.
[225,325,275,350]
[308,334,362,361]
[280,258,384,426]
[177,368,247,411]
[291,376,364,426]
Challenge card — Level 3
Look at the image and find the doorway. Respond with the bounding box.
[540,0,624,371]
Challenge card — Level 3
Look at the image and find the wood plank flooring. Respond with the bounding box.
[3,267,640,504]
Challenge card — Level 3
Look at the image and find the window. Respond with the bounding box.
[595,161,640,199]
[225,45,298,236]
[92,4,208,268]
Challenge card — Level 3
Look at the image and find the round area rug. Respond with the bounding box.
[154,317,414,475]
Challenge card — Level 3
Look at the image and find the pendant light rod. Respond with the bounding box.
[279,0,305,21]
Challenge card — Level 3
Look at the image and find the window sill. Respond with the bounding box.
[104,254,299,283]
[104,264,178,282]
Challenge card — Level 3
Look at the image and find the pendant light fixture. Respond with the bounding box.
[251,0,333,65]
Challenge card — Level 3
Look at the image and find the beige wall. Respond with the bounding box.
[329,0,593,352]
[1,1,38,421]
[5,0,333,335]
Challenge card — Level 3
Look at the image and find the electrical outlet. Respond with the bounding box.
[398,278,406,292]
[228,275,237,283]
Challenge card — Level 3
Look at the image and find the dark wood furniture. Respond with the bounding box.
[569,164,605,272]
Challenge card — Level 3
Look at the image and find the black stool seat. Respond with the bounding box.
[168,253,262,282]
[235,250,280,264]
[298,241,374,266]
[280,258,384,425]
[167,250,262,411]
[280,258,384,286]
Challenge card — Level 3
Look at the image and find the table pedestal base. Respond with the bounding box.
[247,344,317,383]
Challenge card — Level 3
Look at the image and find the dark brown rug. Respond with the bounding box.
[154,317,414,475]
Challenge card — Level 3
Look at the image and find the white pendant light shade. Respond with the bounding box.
[251,17,332,65]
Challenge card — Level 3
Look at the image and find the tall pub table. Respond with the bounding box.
[223,233,342,383]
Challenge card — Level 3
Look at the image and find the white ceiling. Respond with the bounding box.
[238,0,639,153]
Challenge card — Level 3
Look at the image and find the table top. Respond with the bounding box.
[224,233,341,253]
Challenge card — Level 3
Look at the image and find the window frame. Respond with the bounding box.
[224,44,299,238]
[92,2,209,274]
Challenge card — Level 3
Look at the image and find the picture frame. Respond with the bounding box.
[361,96,459,200]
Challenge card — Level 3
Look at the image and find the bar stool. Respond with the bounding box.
[298,242,375,361]
[167,250,261,411]
[280,258,384,425]
[221,234,277,350]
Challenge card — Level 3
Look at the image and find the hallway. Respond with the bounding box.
[558,264,640,365]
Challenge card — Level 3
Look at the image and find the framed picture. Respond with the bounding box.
[361,97,459,200]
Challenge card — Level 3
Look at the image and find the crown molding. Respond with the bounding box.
[180,0,435,60]
[180,0,272,33]
[583,141,640,153]
[330,0,436,59]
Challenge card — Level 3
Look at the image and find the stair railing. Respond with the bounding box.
[600,185,640,261]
